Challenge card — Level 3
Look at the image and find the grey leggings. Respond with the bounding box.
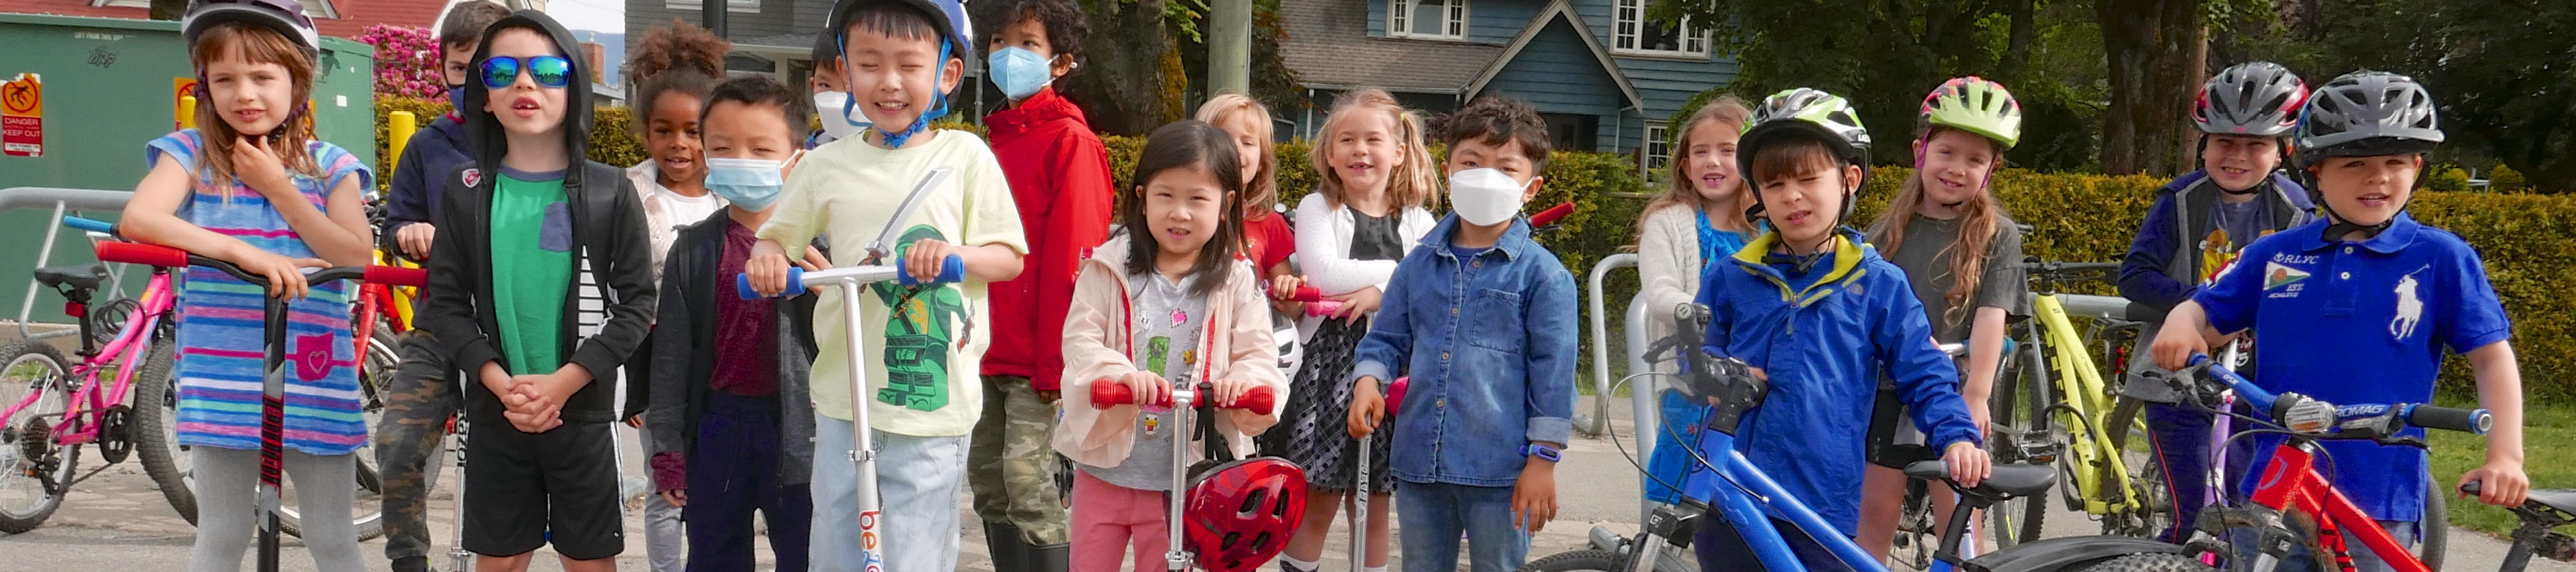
[186,447,366,572]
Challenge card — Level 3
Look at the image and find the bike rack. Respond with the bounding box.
[0,187,138,341]
[1581,253,1638,437]
[1583,253,1675,526]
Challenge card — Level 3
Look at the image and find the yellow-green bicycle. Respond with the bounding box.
[1987,259,2171,544]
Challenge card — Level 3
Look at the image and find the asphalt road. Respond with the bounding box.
[1,396,2565,571]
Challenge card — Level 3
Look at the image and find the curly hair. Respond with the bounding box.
[968,0,1088,62]
[629,19,729,83]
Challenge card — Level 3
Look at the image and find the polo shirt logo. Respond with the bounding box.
[2263,262,2311,292]
[2393,267,2428,340]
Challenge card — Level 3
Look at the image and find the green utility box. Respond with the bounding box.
[0,13,376,325]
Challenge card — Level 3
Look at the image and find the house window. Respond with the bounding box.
[1642,122,1672,170]
[1541,113,1598,153]
[1388,0,1467,40]
[666,0,762,14]
[1612,0,1706,58]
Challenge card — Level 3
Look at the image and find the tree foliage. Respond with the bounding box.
[1061,0,1302,135]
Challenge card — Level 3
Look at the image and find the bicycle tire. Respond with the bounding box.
[0,339,74,533]
[1517,549,1624,572]
[1988,334,2048,547]
[142,335,387,541]
[2076,553,2219,572]
[1895,478,1937,570]
[2419,478,2448,569]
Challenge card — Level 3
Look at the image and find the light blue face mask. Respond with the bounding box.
[705,155,794,211]
[987,46,1054,100]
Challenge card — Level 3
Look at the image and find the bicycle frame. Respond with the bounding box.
[350,249,417,358]
[2026,293,2149,517]
[1692,427,1950,572]
[0,271,174,449]
[2241,443,2423,572]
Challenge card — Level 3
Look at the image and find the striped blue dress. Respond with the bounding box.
[146,129,372,455]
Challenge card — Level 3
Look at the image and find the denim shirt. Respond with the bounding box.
[1353,214,1579,488]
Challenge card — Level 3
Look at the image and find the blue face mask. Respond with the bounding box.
[987,47,1055,100]
[447,84,467,109]
[704,155,794,211]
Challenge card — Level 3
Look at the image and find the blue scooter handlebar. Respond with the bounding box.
[63,215,115,234]
[736,254,967,299]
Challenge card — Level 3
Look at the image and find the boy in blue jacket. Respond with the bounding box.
[1686,89,1988,571]
[2115,62,2319,542]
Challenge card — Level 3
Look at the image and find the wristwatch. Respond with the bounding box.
[1520,444,1562,463]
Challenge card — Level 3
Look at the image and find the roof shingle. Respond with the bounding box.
[1277,0,1500,94]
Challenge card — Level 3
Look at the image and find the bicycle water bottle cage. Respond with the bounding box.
[1690,350,1767,433]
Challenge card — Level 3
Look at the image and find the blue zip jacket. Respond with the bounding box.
[2117,170,2314,311]
[1353,214,1579,488]
[386,113,473,231]
[1686,229,1983,534]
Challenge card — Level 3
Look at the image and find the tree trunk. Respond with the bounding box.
[1065,0,1179,135]
[2001,0,2036,80]
[2097,0,2201,175]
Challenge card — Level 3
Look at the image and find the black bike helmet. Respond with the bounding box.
[2294,71,2443,237]
[2195,62,2308,137]
[181,0,320,60]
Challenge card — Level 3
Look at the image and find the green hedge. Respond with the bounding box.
[376,98,2571,402]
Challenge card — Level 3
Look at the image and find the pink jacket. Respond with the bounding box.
[1055,233,1287,469]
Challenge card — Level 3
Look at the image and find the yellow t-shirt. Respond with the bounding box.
[758,130,1028,436]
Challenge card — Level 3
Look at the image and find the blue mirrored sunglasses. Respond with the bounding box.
[479,56,574,89]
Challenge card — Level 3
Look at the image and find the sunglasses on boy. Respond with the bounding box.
[479,55,574,89]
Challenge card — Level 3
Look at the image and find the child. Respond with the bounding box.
[1275,88,1438,572]
[2119,61,2317,543]
[1631,95,1753,507]
[1195,93,1307,442]
[969,0,1111,562]
[806,34,855,148]
[741,0,1029,569]
[374,2,508,571]
[1344,95,1577,572]
[412,10,658,572]
[621,21,734,571]
[1054,119,1287,572]
[646,76,824,572]
[1856,76,2027,558]
[1686,89,1988,571]
[2150,71,2529,572]
[123,1,374,569]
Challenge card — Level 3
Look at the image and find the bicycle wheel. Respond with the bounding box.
[1987,332,2048,547]
[2418,479,2448,569]
[1517,549,1624,572]
[0,339,74,533]
[143,336,387,540]
[132,339,195,521]
[1893,479,1938,570]
[2076,553,2219,572]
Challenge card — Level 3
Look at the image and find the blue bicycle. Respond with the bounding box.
[1522,303,2214,572]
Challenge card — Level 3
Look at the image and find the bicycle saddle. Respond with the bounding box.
[1904,460,2057,498]
[35,264,108,291]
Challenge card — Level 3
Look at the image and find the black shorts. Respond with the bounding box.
[462,415,624,560]
[1866,387,1935,469]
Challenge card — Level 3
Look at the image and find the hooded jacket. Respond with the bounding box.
[416,10,657,424]
[982,87,1116,392]
[1688,229,1982,534]
[2118,170,2314,311]
[1054,233,1287,469]
[387,114,471,231]
[646,210,823,484]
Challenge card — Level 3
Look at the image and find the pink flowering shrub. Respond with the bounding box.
[358,25,446,100]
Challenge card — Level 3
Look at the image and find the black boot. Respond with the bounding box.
[984,521,1030,571]
[1030,538,1070,572]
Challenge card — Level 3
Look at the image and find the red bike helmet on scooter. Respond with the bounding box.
[1185,457,1309,572]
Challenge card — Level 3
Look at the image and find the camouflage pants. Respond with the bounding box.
[373,332,456,562]
[968,375,1069,544]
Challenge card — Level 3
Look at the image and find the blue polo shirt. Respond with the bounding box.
[2195,212,2511,522]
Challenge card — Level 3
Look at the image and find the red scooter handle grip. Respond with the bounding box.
[1090,382,1276,411]
[365,266,429,288]
[1528,201,1574,227]
[95,241,192,268]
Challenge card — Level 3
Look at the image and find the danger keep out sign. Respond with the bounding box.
[3,73,40,158]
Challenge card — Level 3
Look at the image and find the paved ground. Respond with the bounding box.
[2,394,2566,571]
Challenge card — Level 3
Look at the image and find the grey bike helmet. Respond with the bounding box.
[181,0,320,60]
[1737,88,1873,224]
[2294,71,2443,168]
[2195,62,2308,137]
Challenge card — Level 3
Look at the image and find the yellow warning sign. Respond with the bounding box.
[3,73,42,157]
[174,77,199,130]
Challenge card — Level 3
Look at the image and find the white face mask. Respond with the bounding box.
[812,91,866,141]
[1447,168,1528,226]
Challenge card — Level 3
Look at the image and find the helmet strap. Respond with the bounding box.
[875,41,953,148]
[2307,172,2400,240]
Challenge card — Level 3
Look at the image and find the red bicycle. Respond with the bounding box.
[2177,358,2574,572]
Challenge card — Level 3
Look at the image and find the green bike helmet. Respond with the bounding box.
[1739,88,1872,222]
[1919,76,2022,150]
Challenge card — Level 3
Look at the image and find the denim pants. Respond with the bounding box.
[810,411,969,572]
[1396,480,1530,572]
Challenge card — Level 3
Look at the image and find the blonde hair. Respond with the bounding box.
[1308,89,1437,211]
[1195,93,1280,218]
[1866,126,2010,324]
[190,23,322,198]
[1641,95,1752,237]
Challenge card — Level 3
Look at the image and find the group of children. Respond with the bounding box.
[126,0,2531,571]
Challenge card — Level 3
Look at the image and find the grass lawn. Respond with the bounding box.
[2429,399,2576,537]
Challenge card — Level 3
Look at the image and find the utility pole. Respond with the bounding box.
[1208,0,1251,95]
[703,0,728,38]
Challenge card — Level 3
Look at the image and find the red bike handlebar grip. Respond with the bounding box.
[1089,382,1276,411]
[365,266,429,288]
[1529,201,1575,227]
[95,242,192,268]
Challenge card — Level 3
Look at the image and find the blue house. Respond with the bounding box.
[1279,0,1738,172]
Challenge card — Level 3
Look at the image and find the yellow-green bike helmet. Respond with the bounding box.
[1918,76,2022,150]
